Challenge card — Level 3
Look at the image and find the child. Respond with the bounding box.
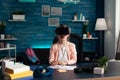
[49,24,77,66]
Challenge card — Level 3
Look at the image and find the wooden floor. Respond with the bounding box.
[74,76,120,80]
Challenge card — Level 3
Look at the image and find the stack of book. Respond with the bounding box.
[4,61,33,79]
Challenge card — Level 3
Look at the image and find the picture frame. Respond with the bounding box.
[48,18,59,26]
[51,7,62,16]
[42,5,50,17]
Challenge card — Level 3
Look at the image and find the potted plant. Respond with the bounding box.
[82,21,89,34]
[0,21,6,34]
[94,56,108,74]
[12,11,25,20]
[98,56,108,69]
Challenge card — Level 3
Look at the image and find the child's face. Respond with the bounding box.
[57,34,69,42]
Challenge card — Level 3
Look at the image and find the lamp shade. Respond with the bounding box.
[95,18,108,31]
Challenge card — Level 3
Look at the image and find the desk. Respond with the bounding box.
[17,63,120,80]
[17,64,98,80]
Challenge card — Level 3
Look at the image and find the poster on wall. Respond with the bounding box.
[42,5,50,17]
[48,18,59,26]
[51,7,62,16]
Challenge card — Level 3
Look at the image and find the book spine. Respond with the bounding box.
[5,68,14,74]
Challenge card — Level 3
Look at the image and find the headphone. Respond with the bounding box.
[33,66,54,78]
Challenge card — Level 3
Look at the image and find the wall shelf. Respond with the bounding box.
[58,0,80,4]
[82,37,98,61]
[72,20,89,22]
[18,0,36,3]
[8,19,26,22]
[0,36,17,62]
[0,46,16,50]
[83,37,98,40]
[0,38,17,41]
[62,19,89,22]
[0,58,16,62]
[0,45,16,62]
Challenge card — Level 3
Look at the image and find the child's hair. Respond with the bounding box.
[55,24,71,35]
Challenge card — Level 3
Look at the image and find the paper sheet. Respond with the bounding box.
[48,65,77,70]
[57,69,67,72]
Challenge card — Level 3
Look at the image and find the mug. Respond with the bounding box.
[6,43,10,48]
[83,34,86,38]
[1,34,5,39]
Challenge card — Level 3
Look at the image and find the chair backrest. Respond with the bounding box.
[53,33,83,63]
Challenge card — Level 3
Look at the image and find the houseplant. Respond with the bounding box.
[82,21,89,34]
[98,56,108,68]
[12,11,25,20]
[93,56,108,74]
[0,21,6,34]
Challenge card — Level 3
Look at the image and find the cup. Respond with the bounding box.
[82,16,85,21]
[6,43,10,48]
[90,35,92,38]
[83,34,86,38]
[74,15,77,21]
[0,42,5,48]
[1,34,5,39]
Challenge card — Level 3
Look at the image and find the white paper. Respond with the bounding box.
[48,65,76,70]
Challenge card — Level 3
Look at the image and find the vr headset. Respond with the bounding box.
[33,66,54,78]
[55,25,71,35]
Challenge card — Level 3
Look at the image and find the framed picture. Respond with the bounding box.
[42,5,50,17]
[48,18,59,26]
[51,7,62,16]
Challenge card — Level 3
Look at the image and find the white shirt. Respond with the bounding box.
[58,46,68,63]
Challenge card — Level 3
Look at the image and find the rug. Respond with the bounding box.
[73,76,120,80]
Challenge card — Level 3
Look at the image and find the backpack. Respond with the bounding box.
[26,48,39,63]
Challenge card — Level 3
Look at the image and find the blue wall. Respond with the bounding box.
[0,0,97,56]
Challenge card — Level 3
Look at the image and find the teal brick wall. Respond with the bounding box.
[0,0,98,56]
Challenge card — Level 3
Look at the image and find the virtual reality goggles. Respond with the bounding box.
[33,66,54,78]
[55,25,71,35]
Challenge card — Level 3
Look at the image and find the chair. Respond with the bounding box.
[53,33,83,63]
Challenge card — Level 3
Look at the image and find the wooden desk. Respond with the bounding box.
[17,63,120,80]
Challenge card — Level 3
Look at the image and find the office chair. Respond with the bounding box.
[53,33,83,63]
